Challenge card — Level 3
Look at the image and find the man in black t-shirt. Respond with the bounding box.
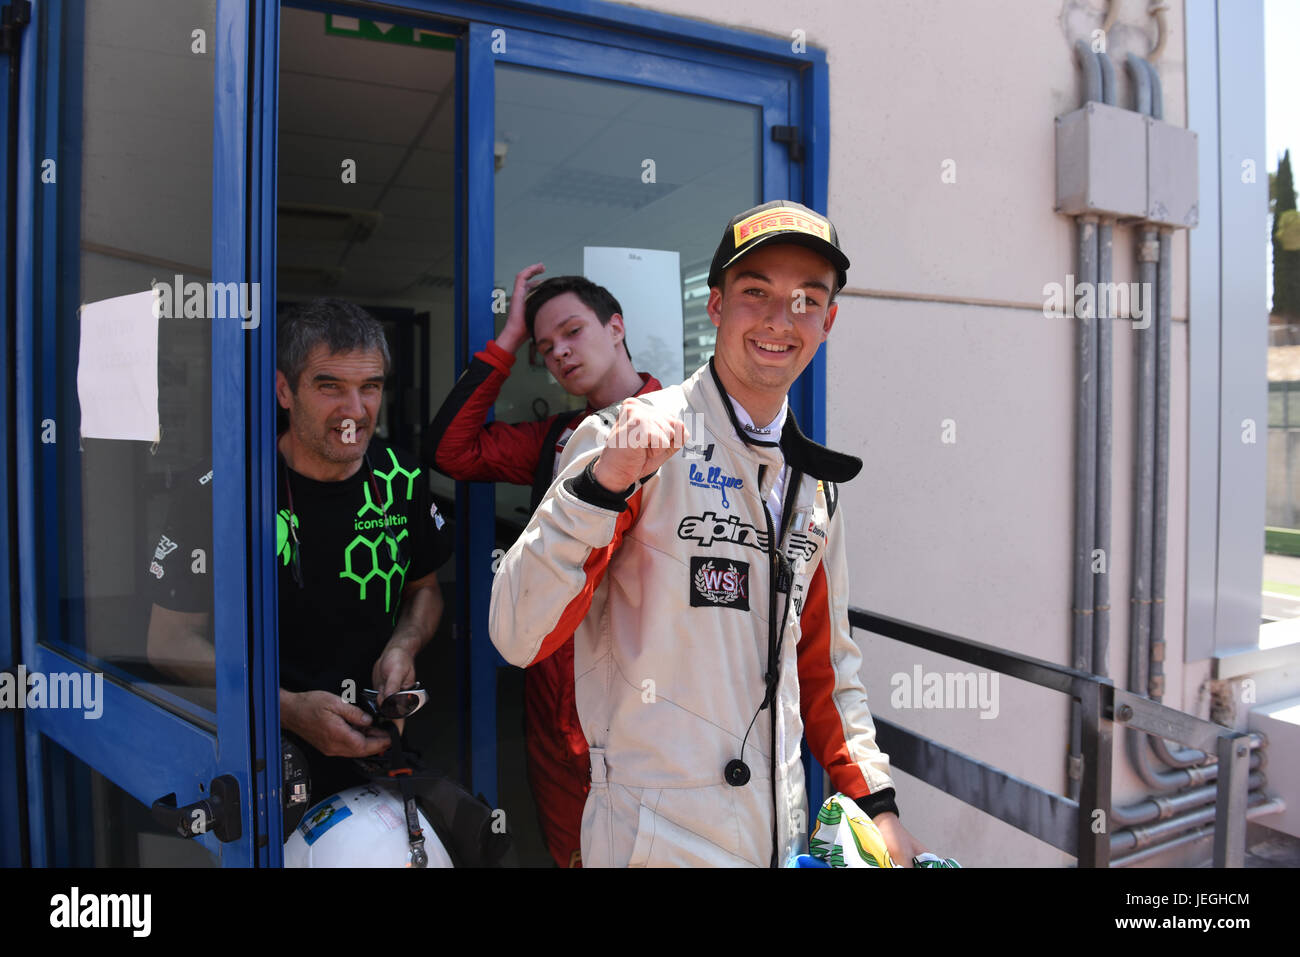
[146,299,453,800]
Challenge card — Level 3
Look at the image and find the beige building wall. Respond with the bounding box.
[624,0,1201,864]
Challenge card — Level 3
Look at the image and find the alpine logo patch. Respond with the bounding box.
[677,511,819,563]
[690,557,749,610]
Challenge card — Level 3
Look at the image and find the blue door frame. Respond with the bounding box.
[3,0,831,864]
[1,0,27,869]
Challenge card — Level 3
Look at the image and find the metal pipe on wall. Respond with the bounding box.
[1067,40,1103,800]
[1097,46,1116,108]
[1111,797,1285,866]
[1111,789,1275,854]
[1056,29,1241,857]
[1112,738,1265,826]
[1142,57,1209,770]
[1112,766,1265,828]
[1122,52,1186,793]
[1095,218,1113,678]
[1148,59,1170,708]
[1093,49,1117,680]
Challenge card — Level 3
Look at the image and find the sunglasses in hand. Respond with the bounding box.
[361,683,429,720]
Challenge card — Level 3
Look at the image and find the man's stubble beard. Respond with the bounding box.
[289,396,368,465]
[746,361,795,393]
[727,346,799,398]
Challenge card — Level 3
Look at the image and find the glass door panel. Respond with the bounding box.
[34,0,218,718]
[491,63,762,529]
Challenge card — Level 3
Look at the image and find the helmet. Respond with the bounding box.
[284,784,454,868]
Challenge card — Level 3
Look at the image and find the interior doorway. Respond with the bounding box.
[274,4,477,845]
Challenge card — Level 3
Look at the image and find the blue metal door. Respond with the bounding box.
[7,0,274,866]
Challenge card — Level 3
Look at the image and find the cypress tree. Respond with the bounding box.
[1274,150,1300,318]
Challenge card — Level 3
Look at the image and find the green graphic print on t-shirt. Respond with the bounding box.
[339,448,422,615]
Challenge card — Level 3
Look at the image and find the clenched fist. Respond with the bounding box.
[591,400,689,493]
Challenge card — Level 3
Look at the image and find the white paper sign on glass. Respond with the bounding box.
[583,247,684,389]
[76,290,161,442]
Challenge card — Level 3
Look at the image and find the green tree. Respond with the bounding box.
[1275,150,1300,318]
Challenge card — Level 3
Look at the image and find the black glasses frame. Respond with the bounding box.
[362,683,428,719]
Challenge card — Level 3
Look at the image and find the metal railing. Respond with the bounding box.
[848,607,1254,867]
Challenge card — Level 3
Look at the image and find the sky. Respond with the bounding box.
[1266,0,1297,309]
[1266,0,1298,173]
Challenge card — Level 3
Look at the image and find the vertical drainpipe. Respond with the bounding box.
[1125,52,1160,787]
[1094,49,1117,680]
[1147,58,1170,707]
[1145,58,1206,769]
[1123,53,1197,790]
[1068,40,1102,801]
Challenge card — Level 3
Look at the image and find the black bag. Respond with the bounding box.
[354,725,517,868]
[408,770,517,868]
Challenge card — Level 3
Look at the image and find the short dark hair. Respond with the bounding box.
[277,298,391,392]
[524,276,631,360]
[524,276,623,338]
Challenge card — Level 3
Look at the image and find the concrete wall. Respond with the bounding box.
[624,0,1204,865]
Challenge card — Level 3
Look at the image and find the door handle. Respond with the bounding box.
[151,774,242,843]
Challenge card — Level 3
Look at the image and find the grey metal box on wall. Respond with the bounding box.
[1055,101,1148,219]
[1147,117,1199,227]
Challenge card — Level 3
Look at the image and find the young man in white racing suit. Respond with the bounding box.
[490,201,928,867]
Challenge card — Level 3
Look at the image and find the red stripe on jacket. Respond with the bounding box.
[532,486,645,664]
[796,561,872,798]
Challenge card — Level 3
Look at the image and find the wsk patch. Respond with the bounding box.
[689,557,750,610]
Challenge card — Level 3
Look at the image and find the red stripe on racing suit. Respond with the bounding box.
[528,485,645,665]
[796,560,871,797]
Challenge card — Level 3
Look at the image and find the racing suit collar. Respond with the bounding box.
[699,359,863,484]
[727,393,788,444]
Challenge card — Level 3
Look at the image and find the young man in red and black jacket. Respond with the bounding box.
[423,264,662,867]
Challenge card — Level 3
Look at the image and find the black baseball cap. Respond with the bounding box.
[707,200,850,292]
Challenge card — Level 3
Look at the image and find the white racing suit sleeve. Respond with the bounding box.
[488,412,645,668]
[795,492,897,805]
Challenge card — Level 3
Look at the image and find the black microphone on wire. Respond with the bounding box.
[725,674,777,787]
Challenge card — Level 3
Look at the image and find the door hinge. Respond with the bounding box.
[1,2,32,58]
[771,125,804,164]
